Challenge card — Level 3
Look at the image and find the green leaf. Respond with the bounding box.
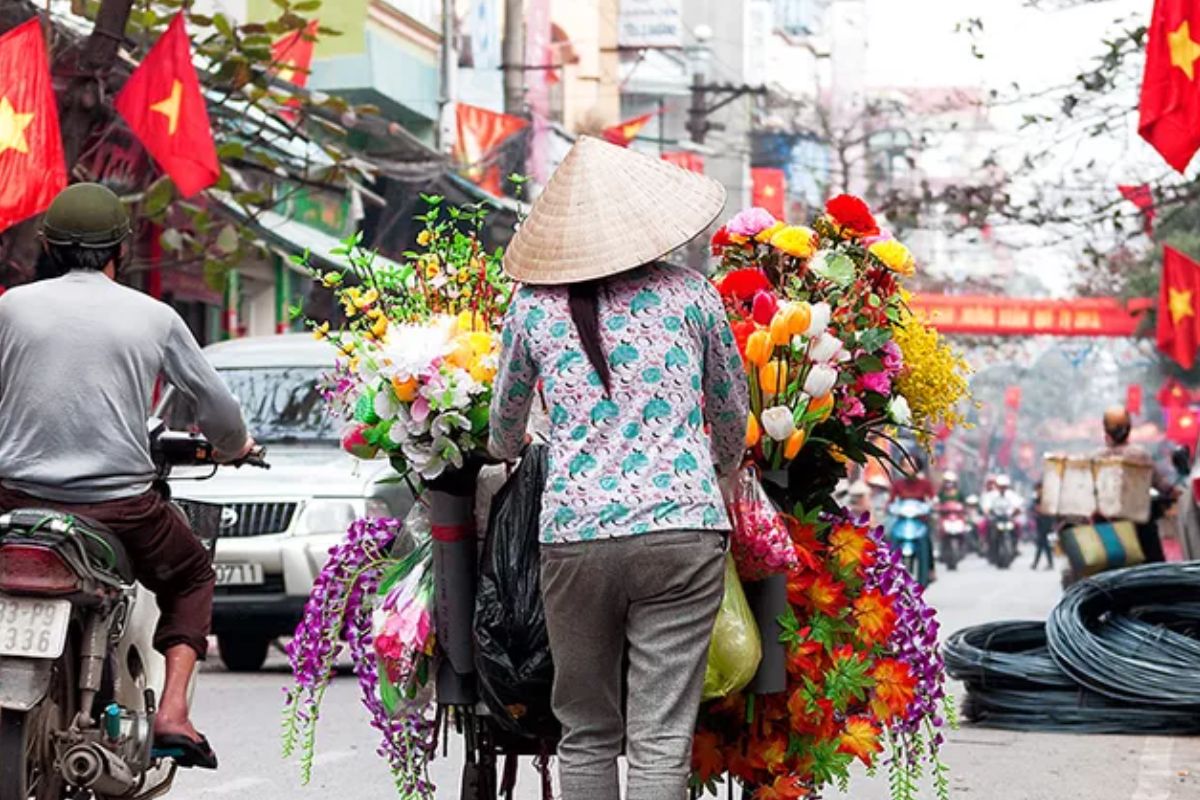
[293,0,322,10]
[857,327,892,353]
[160,228,184,252]
[215,224,240,255]
[810,252,855,286]
[217,141,246,160]
[143,176,174,217]
[856,354,883,373]
[213,13,235,39]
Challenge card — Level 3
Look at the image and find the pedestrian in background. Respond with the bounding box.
[1031,483,1055,570]
[489,136,748,800]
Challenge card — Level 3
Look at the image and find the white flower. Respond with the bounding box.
[803,364,838,397]
[805,302,832,338]
[430,411,472,438]
[373,386,400,420]
[889,395,912,426]
[808,332,844,363]
[760,406,796,441]
[377,317,455,383]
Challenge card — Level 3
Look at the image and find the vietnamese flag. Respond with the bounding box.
[751,167,786,219]
[116,15,219,197]
[601,112,656,147]
[1157,246,1200,368]
[271,20,319,87]
[0,19,67,233]
[454,103,527,194]
[1139,0,1200,172]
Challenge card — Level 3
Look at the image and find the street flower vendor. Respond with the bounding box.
[489,136,749,800]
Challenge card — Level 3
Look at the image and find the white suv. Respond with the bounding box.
[159,335,412,671]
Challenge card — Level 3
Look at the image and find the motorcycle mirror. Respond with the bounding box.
[1172,446,1192,477]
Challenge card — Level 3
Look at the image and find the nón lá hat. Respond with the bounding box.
[502,136,727,285]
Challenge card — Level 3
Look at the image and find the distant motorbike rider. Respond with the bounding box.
[1095,406,1176,563]
[0,184,255,769]
[891,455,936,578]
[938,470,963,503]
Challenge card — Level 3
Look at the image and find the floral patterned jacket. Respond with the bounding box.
[489,263,749,544]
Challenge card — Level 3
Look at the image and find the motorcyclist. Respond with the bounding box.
[0,184,255,770]
[890,455,936,579]
[937,470,964,503]
[1094,405,1176,563]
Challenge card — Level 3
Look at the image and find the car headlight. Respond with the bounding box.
[294,499,363,535]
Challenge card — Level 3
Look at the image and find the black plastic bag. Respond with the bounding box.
[474,445,559,741]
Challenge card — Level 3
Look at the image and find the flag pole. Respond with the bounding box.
[436,0,456,153]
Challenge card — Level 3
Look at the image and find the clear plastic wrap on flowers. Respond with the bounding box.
[725,466,799,581]
[702,554,762,700]
[372,514,436,716]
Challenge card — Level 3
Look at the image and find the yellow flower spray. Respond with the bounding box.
[892,312,972,446]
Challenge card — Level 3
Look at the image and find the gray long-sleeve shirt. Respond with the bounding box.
[0,270,247,502]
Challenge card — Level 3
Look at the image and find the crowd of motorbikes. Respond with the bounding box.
[873,474,1033,588]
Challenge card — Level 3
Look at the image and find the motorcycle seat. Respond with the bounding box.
[0,508,135,586]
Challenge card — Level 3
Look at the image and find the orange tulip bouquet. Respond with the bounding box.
[692,196,967,800]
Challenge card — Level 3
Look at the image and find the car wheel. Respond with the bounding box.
[216,633,272,672]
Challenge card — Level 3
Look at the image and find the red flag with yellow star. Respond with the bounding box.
[271,20,319,87]
[116,14,219,197]
[1157,246,1200,368]
[1139,0,1200,172]
[751,167,786,218]
[601,112,656,147]
[0,19,67,233]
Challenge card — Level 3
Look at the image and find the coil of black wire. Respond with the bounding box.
[945,615,1200,734]
[943,620,1074,690]
[1046,561,1200,709]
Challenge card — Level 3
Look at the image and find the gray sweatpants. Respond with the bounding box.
[540,530,726,800]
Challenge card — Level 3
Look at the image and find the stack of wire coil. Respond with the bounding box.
[943,562,1200,734]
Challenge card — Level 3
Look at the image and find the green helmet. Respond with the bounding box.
[41,183,131,249]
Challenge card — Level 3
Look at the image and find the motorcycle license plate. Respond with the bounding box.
[215,563,264,586]
[0,595,71,659]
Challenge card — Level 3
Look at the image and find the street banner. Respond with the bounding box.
[271,20,319,88]
[662,150,704,173]
[0,19,67,233]
[907,294,1148,337]
[1138,0,1200,172]
[116,15,220,197]
[525,0,552,185]
[1156,246,1200,368]
[602,112,657,147]
[1126,383,1144,416]
[751,167,786,219]
[618,0,683,49]
[1118,184,1156,235]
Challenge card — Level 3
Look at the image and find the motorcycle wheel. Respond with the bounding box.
[0,638,76,800]
[944,538,959,571]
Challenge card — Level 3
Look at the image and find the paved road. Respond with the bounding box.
[183,549,1198,799]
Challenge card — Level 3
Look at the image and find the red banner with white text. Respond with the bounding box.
[908,295,1150,337]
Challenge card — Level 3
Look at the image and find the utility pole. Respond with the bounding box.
[501,0,524,116]
[435,0,456,152]
[686,73,768,146]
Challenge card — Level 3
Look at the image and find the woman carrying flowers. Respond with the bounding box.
[489,137,749,800]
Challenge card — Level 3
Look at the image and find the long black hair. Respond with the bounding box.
[568,280,612,394]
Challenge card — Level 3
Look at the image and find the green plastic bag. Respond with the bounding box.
[702,554,763,700]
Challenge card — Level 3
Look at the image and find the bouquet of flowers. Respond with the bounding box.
[712,196,969,480]
[309,197,512,482]
[373,538,436,714]
[693,513,952,800]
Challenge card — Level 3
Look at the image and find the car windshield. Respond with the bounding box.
[162,366,336,444]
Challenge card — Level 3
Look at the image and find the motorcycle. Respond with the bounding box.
[986,496,1021,569]
[0,421,266,800]
[888,499,933,587]
[937,500,969,570]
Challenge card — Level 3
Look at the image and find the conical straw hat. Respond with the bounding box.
[503,136,726,285]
